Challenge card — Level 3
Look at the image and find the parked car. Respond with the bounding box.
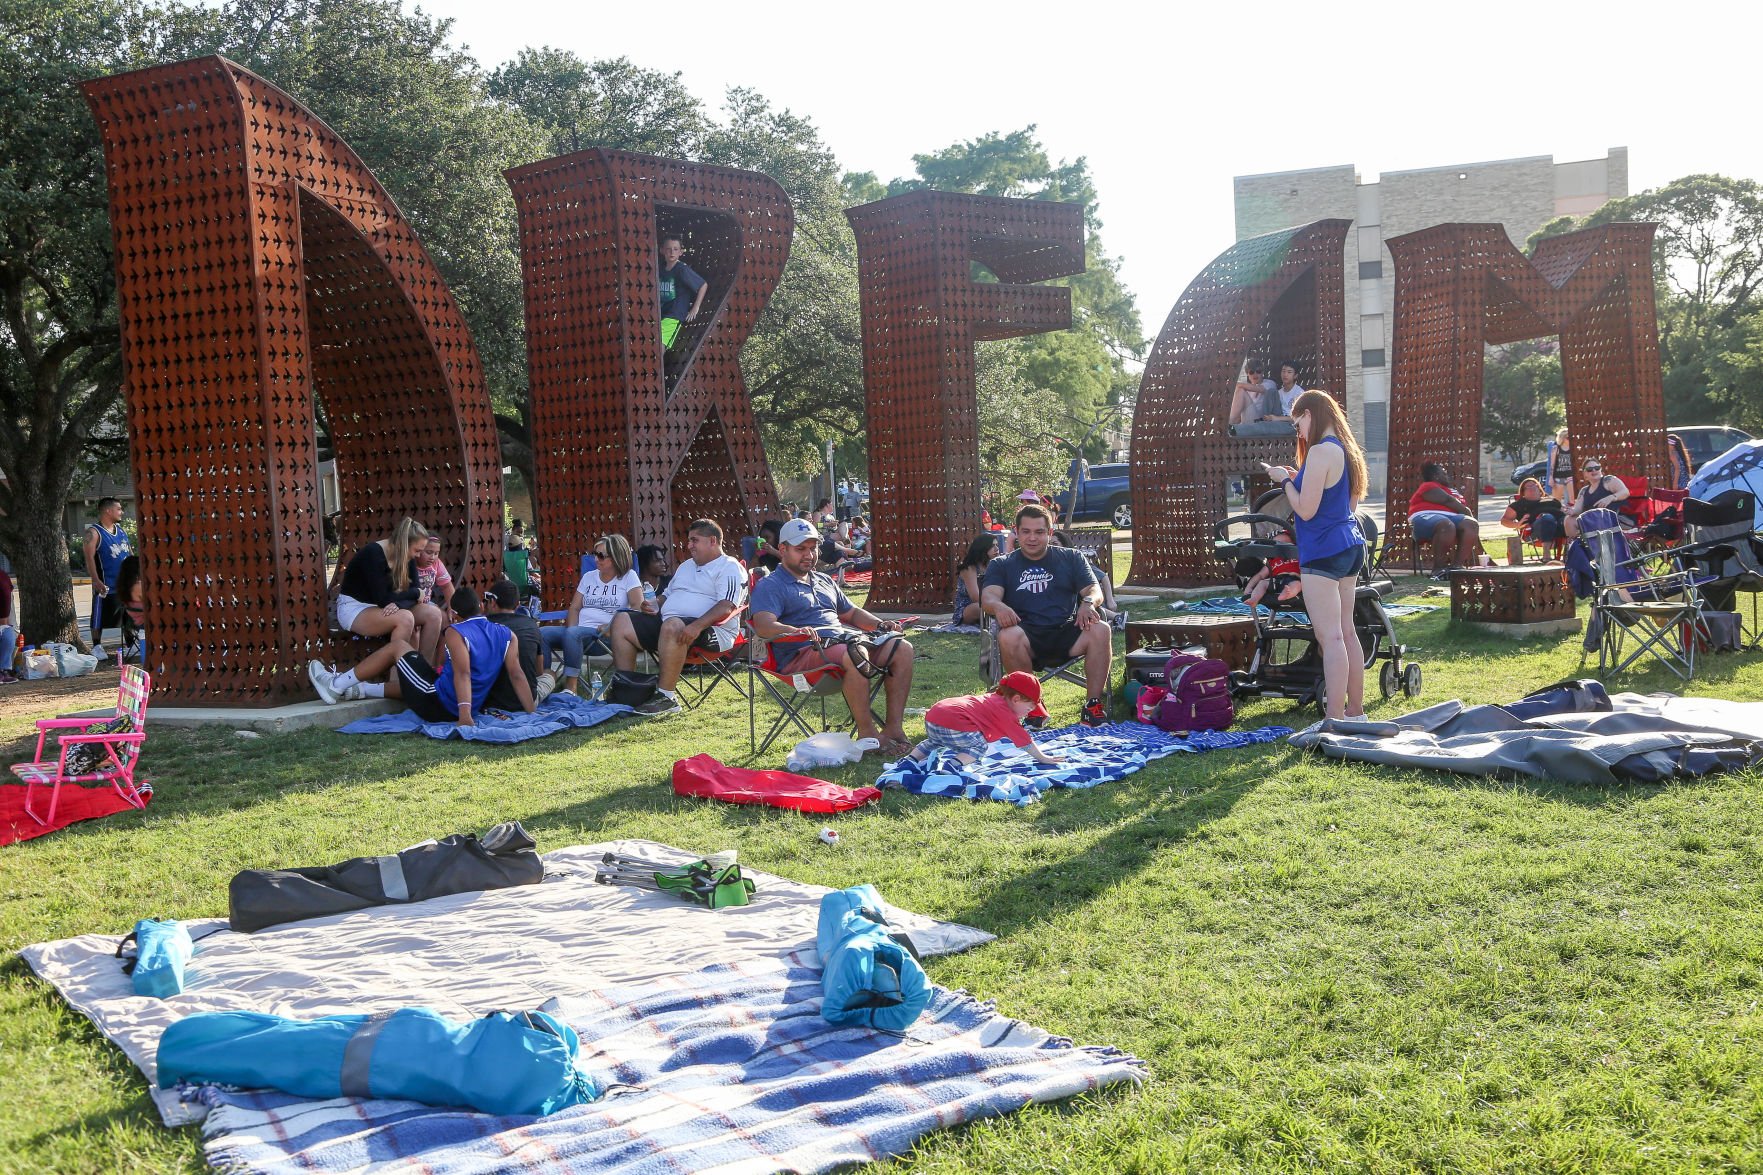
[1054,460,1132,529]
[1509,425,1754,485]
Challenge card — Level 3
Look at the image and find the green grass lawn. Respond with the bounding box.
[5,592,1763,1173]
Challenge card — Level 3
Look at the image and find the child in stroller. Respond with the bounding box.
[1241,526,1303,609]
[1211,492,1422,707]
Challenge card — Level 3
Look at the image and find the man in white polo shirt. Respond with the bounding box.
[607,518,746,717]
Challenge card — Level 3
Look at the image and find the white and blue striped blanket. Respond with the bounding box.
[192,954,1145,1175]
[877,722,1291,805]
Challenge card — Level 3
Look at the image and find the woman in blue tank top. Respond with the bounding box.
[1264,390,1370,720]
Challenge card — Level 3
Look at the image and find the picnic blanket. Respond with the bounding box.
[337,692,629,741]
[194,956,1144,1175]
[1,778,151,846]
[1289,690,1763,784]
[19,840,996,1129]
[877,722,1291,806]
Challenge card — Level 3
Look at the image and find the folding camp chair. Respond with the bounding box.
[746,635,887,756]
[13,666,151,825]
[1587,524,1708,681]
[676,607,751,709]
[981,618,1103,715]
[1667,490,1763,649]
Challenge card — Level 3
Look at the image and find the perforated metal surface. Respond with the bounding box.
[846,191,1085,611]
[1384,222,1665,546]
[507,150,787,609]
[1449,565,1575,625]
[82,56,503,705]
[1128,221,1351,586]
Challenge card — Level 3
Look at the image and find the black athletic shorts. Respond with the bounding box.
[625,610,731,655]
[1018,621,1084,669]
[392,651,454,724]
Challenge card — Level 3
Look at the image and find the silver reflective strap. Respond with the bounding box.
[375,855,410,902]
[339,1012,396,1098]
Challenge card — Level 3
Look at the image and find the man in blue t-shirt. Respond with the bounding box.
[749,518,917,756]
[981,503,1111,726]
[658,236,707,351]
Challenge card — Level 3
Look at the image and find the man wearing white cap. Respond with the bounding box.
[750,518,917,756]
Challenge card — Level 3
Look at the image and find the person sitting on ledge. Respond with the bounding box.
[1501,477,1564,549]
[951,534,997,627]
[1562,457,1630,538]
[1407,463,1481,576]
[309,585,534,725]
[1228,359,1279,427]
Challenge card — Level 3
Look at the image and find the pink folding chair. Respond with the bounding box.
[12,666,151,825]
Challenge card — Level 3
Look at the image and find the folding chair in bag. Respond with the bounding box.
[13,666,152,825]
[747,633,887,756]
[1586,523,1708,681]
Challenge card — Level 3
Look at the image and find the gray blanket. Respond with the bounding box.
[1289,692,1763,784]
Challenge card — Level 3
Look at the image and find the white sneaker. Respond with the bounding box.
[339,681,364,702]
[92,644,108,661]
[307,659,341,705]
[534,672,556,704]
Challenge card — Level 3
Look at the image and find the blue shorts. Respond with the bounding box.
[1300,544,1365,581]
[1410,510,1468,542]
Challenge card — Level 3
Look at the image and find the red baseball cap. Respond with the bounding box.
[998,671,1048,718]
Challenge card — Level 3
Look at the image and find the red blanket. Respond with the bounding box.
[1,780,149,846]
[672,754,881,814]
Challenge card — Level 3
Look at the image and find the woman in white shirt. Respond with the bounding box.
[541,533,643,696]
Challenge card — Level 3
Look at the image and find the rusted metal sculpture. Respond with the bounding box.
[846,191,1085,610]
[507,150,786,608]
[1384,222,1665,545]
[82,57,503,705]
[1129,221,1351,586]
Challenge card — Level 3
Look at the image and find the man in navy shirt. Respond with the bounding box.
[749,518,917,755]
[658,235,707,351]
[981,503,1111,726]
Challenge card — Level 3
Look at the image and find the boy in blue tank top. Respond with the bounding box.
[308,587,535,725]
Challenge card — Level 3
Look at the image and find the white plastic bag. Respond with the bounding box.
[48,642,98,678]
[21,650,57,680]
[785,731,881,773]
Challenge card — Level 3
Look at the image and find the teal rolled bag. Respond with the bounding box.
[156,1006,598,1116]
[816,884,931,1032]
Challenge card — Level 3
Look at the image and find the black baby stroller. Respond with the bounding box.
[1210,493,1421,708]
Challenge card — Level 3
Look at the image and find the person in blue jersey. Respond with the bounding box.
[308,586,534,725]
[1262,390,1371,721]
[82,497,132,661]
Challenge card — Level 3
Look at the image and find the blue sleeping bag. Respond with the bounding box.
[156,1007,597,1116]
[816,884,930,1032]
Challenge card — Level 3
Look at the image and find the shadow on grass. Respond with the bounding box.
[944,748,1275,939]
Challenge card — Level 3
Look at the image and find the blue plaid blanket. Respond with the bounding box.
[338,693,630,742]
[193,956,1145,1174]
[876,722,1291,805]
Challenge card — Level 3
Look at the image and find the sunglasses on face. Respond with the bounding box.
[593,549,610,558]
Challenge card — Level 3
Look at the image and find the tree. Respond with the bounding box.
[974,340,1069,513]
[1481,341,1564,462]
[1531,174,1763,426]
[0,0,191,642]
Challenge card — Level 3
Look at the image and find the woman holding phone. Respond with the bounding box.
[1261,390,1370,720]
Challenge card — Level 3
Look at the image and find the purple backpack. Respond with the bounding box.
[1151,650,1234,734]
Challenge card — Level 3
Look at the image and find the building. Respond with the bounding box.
[1233,148,1628,493]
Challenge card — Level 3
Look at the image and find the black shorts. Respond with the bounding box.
[625,610,731,655]
[392,651,453,724]
[1018,621,1084,669]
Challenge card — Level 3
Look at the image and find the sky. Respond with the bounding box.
[408,0,1763,330]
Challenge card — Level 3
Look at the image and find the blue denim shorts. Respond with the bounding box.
[1300,544,1366,581]
[1409,510,1467,542]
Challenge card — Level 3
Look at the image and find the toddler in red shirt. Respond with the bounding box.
[908,671,1065,766]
